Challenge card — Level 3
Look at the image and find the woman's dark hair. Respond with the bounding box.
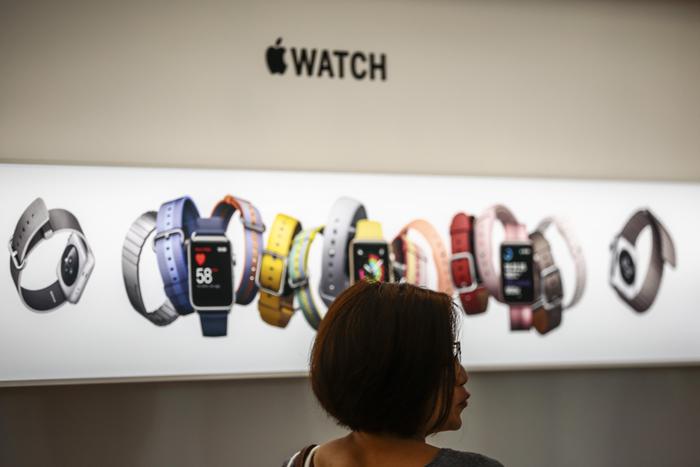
[310,280,459,437]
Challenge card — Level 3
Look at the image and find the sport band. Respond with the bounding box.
[319,197,367,306]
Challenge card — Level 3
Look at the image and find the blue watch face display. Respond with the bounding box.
[500,243,535,304]
[188,238,233,309]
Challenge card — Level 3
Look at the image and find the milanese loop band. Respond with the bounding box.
[122,211,178,326]
[615,209,676,312]
[257,213,302,327]
[392,219,453,294]
[288,226,325,330]
[211,195,265,305]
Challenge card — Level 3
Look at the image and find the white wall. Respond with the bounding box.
[1,0,700,466]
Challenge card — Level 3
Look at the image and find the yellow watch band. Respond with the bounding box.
[354,219,384,241]
[257,213,302,327]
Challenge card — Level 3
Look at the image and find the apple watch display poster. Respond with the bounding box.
[0,163,699,385]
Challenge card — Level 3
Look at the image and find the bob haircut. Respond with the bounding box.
[310,280,459,437]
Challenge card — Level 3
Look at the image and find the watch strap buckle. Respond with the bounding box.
[152,228,186,251]
[256,249,289,296]
[450,251,478,294]
[8,239,25,270]
[243,219,266,234]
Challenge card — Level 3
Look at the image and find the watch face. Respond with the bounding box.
[188,238,234,309]
[60,244,80,286]
[352,242,391,283]
[619,249,636,285]
[500,244,535,304]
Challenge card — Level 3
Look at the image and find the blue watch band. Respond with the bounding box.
[192,216,232,337]
[155,197,200,315]
[199,310,229,337]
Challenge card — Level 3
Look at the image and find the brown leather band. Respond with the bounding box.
[530,231,563,334]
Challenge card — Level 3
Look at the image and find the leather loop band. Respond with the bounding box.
[257,214,302,327]
[530,231,563,334]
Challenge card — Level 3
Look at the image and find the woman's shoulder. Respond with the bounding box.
[426,448,504,467]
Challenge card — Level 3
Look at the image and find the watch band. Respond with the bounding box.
[449,213,489,315]
[616,209,676,312]
[392,235,428,287]
[122,211,178,326]
[288,226,325,330]
[9,198,87,312]
[354,219,384,242]
[391,219,453,294]
[319,197,367,306]
[529,231,563,334]
[154,196,200,315]
[192,216,231,337]
[536,216,587,310]
[257,213,302,327]
[475,205,532,330]
[211,195,265,305]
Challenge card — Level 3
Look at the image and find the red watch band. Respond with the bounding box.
[449,213,489,315]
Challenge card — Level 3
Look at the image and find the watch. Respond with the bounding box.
[392,235,428,287]
[391,219,453,294]
[531,216,586,334]
[257,213,302,327]
[319,197,367,306]
[211,195,265,305]
[348,220,394,285]
[9,198,95,312]
[610,209,676,312]
[475,205,534,330]
[122,211,178,326]
[449,213,489,315]
[288,225,326,330]
[154,196,235,336]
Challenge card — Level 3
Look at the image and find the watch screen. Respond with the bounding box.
[189,240,233,308]
[352,243,391,283]
[619,250,636,285]
[60,245,80,286]
[500,244,535,304]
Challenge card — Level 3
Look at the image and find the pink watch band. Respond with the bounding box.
[475,205,532,330]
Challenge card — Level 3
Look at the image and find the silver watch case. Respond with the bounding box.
[56,232,96,304]
[609,235,641,300]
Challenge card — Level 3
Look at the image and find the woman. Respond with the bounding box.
[286,280,503,466]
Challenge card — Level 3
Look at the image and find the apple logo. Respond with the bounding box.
[266,37,286,74]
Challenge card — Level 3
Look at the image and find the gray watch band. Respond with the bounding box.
[319,197,367,306]
[8,198,83,312]
[122,211,178,326]
[618,209,676,312]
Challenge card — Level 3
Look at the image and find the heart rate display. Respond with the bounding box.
[188,239,234,309]
[500,244,535,304]
[351,242,392,283]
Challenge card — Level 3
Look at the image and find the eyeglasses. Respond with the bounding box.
[453,341,461,363]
